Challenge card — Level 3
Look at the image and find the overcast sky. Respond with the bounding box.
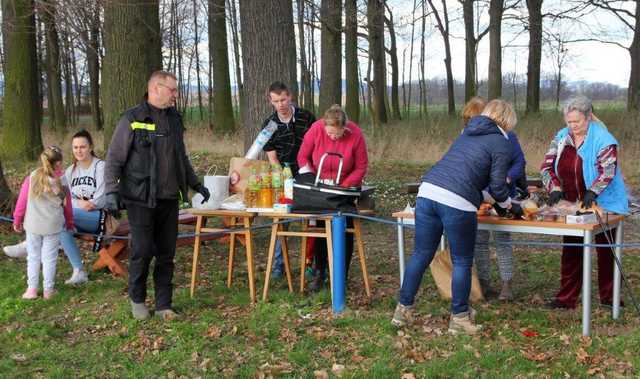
[383,0,635,87]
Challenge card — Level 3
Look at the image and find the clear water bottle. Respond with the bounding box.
[244,120,278,159]
[283,163,294,200]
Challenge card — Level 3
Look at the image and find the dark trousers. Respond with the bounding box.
[314,218,354,281]
[555,230,616,307]
[127,199,179,310]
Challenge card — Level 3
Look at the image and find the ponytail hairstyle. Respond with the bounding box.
[32,145,64,199]
[71,129,97,168]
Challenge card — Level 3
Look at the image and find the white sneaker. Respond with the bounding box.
[65,269,88,285]
[3,241,28,258]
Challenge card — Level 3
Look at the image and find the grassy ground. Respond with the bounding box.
[1,107,640,377]
[1,150,639,378]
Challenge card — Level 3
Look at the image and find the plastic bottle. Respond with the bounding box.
[258,167,273,208]
[244,168,259,208]
[283,163,294,200]
[244,120,278,159]
[270,164,282,203]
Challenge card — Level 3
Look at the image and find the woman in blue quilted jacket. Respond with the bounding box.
[391,99,524,335]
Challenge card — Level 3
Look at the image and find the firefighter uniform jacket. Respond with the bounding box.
[104,101,200,208]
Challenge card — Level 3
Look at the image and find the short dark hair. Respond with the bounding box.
[268,81,289,96]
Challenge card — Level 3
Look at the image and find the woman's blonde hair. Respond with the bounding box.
[481,99,517,131]
[31,145,64,198]
[323,104,347,128]
[462,96,487,126]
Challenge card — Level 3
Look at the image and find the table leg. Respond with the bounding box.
[300,223,308,293]
[325,219,334,300]
[354,219,371,298]
[243,217,256,303]
[613,221,624,319]
[227,217,237,288]
[280,225,294,293]
[190,215,204,298]
[582,230,593,336]
[262,218,280,301]
[397,218,405,288]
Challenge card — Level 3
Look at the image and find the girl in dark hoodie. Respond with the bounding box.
[391,99,524,335]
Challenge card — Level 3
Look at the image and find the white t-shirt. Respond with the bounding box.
[64,157,105,209]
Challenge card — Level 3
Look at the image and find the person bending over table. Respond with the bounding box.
[540,96,629,310]
[391,99,523,336]
[463,97,528,301]
[297,104,368,292]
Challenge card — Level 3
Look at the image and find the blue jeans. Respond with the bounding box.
[59,208,101,270]
[399,197,477,314]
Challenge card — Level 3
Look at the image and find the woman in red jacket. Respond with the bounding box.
[297,104,369,291]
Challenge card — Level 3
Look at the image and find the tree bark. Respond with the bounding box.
[194,0,204,121]
[0,159,12,213]
[86,4,102,130]
[227,0,243,117]
[297,0,313,111]
[319,0,342,114]
[385,6,401,120]
[239,0,298,151]
[40,0,66,132]
[526,0,543,114]
[368,0,388,125]
[487,0,503,100]
[1,0,42,160]
[627,0,640,111]
[462,0,477,101]
[344,0,359,123]
[407,0,417,117]
[102,0,162,149]
[209,0,235,133]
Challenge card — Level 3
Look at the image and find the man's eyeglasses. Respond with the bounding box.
[158,83,179,94]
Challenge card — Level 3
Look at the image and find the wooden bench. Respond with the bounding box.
[91,210,220,277]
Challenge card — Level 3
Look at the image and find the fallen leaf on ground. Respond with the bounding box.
[205,326,222,339]
[313,370,328,379]
[332,364,345,377]
[10,353,27,362]
[401,374,416,379]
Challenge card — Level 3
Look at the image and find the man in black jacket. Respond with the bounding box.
[104,71,210,320]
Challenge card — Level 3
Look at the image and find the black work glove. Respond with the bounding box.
[548,190,564,206]
[194,183,210,204]
[582,190,598,209]
[492,203,508,217]
[104,192,121,219]
[510,202,524,218]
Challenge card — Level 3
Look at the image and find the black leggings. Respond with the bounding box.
[313,218,354,280]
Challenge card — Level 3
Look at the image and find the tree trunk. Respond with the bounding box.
[462,0,477,101]
[194,0,204,121]
[368,0,388,124]
[41,0,66,132]
[319,0,342,114]
[86,5,102,130]
[487,0,503,100]
[209,0,235,133]
[419,0,426,117]
[385,7,401,120]
[428,0,455,115]
[239,0,298,151]
[227,0,243,117]
[526,0,543,114]
[344,0,359,123]
[0,159,12,212]
[1,0,42,160]
[627,0,640,111]
[297,0,313,111]
[407,0,417,117]
[102,0,162,149]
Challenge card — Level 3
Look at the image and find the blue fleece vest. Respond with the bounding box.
[554,121,628,215]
